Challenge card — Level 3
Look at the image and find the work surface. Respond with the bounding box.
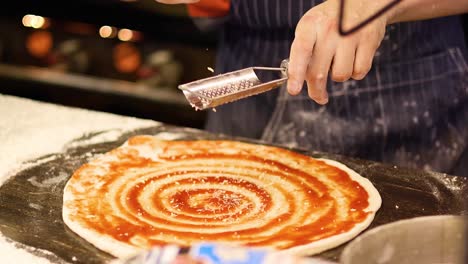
[0,94,466,264]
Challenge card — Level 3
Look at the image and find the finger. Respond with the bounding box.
[331,41,356,82]
[352,39,379,80]
[305,31,336,104]
[287,16,317,96]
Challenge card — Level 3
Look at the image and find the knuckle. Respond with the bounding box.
[332,72,351,82]
[297,15,317,31]
[352,68,370,79]
[361,30,381,45]
[331,64,352,82]
[352,74,365,80]
[306,72,326,84]
[353,62,372,78]
[359,65,372,75]
[315,72,326,81]
[325,18,338,32]
[313,69,326,79]
[370,33,384,48]
[363,29,375,38]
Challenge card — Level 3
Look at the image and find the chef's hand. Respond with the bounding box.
[287,0,388,104]
[155,0,199,4]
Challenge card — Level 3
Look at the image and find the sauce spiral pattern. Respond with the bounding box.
[63,136,381,257]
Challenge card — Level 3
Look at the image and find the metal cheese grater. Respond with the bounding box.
[179,59,289,110]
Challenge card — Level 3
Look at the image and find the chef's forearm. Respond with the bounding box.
[388,0,468,24]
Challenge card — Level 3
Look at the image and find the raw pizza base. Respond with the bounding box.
[63,135,381,259]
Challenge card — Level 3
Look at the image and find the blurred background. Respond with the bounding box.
[0,0,218,128]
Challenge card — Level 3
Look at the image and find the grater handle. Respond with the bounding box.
[280,58,289,78]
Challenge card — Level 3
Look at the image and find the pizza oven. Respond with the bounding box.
[0,0,218,129]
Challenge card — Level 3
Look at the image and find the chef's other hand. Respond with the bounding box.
[287,0,387,104]
[156,0,199,4]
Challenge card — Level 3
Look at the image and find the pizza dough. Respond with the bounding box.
[62,135,381,259]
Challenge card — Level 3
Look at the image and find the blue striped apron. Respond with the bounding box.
[204,0,468,177]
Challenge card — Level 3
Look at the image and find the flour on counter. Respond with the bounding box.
[0,95,159,184]
[153,132,188,141]
[27,171,69,188]
[0,237,59,264]
[0,94,160,263]
[65,129,130,149]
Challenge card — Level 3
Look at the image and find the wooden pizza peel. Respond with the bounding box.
[0,125,466,264]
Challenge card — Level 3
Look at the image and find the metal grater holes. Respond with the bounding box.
[199,80,254,99]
